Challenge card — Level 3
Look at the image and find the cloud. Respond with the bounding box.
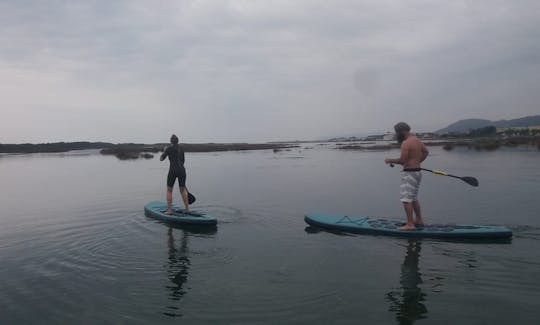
[1,0,539,142]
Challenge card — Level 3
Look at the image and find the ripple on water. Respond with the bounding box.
[509,224,540,241]
[0,206,187,320]
[143,204,348,322]
[181,281,341,323]
[195,204,244,224]
[422,240,540,302]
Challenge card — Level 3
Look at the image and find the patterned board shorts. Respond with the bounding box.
[400,171,422,203]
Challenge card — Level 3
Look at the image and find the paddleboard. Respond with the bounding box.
[305,213,512,239]
[144,201,217,226]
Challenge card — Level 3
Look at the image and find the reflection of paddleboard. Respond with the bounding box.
[144,201,217,226]
[305,213,512,239]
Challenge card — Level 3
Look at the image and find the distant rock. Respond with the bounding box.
[100,144,161,160]
[100,143,299,160]
[0,141,114,154]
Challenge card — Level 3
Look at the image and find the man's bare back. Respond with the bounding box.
[401,135,428,169]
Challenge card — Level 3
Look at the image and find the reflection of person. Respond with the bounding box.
[387,239,427,325]
[164,228,190,317]
[385,122,429,230]
[160,134,190,214]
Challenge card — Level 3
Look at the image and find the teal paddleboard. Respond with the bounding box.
[144,201,217,226]
[305,213,512,239]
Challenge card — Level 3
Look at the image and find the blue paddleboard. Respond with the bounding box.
[144,201,217,226]
[305,213,512,239]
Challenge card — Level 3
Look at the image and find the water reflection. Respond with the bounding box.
[163,225,217,317]
[387,239,428,325]
[163,228,190,317]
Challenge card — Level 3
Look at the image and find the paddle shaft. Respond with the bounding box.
[389,163,478,186]
[420,168,461,179]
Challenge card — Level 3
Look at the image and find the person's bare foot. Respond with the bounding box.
[399,224,416,231]
[415,219,424,226]
[165,209,173,215]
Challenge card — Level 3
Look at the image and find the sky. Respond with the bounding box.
[1,0,539,143]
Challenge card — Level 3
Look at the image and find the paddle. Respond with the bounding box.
[389,164,479,187]
[171,192,196,213]
[188,192,196,205]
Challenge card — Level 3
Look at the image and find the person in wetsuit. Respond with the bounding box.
[160,134,190,214]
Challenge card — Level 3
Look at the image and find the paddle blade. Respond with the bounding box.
[188,192,196,204]
[461,177,479,187]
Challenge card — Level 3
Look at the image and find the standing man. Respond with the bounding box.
[385,122,429,230]
[160,134,190,214]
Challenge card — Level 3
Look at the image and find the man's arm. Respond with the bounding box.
[160,147,169,161]
[385,142,409,165]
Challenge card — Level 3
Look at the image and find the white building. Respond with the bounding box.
[383,132,395,141]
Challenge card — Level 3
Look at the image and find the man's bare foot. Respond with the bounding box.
[399,224,416,231]
[165,209,173,215]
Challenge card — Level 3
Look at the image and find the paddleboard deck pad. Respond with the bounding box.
[305,213,512,239]
[144,201,217,226]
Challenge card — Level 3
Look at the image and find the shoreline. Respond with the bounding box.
[0,142,299,160]
[337,136,540,151]
[2,136,538,159]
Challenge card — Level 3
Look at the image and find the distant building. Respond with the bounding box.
[327,136,361,142]
[497,126,540,134]
[496,126,526,133]
[365,134,384,141]
[383,132,395,141]
[417,132,437,139]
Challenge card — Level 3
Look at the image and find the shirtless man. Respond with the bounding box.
[384,122,429,230]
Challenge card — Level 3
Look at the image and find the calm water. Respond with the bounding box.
[1,145,539,324]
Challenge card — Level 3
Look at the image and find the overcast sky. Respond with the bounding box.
[1,0,539,143]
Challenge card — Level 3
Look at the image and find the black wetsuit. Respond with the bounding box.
[161,145,186,187]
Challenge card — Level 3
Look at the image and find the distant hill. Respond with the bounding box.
[436,115,540,133]
[436,119,492,134]
[493,115,540,128]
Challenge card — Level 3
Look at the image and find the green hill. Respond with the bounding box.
[436,115,540,134]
